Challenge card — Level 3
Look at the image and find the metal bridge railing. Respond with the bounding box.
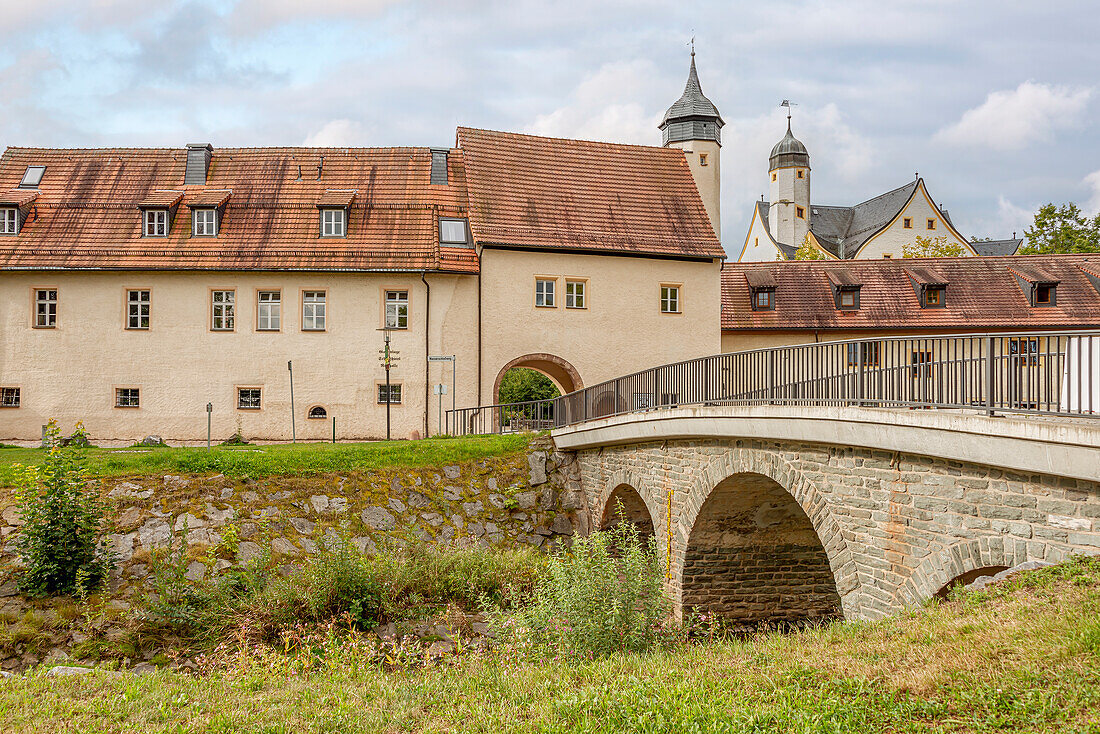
[446,331,1100,436]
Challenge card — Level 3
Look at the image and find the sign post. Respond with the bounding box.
[379,331,402,441]
[428,354,457,433]
[288,360,296,443]
[434,383,448,435]
[206,402,212,449]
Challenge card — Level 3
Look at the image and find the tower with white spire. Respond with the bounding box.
[767,105,811,248]
[659,46,724,238]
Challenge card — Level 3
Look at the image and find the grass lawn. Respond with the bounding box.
[0,434,532,486]
[1,557,1097,733]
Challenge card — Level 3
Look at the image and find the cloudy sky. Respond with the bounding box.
[3,0,1098,250]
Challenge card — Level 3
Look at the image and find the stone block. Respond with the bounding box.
[361,506,396,531]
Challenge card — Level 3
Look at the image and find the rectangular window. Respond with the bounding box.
[699,153,708,166]
[847,341,880,367]
[385,290,408,329]
[839,291,855,308]
[796,206,805,219]
[238,388,262,410]
[193,209,217,236]
[439,218,469,245]
[903,218,912,229]
[0,387,20,408]
[378,383,402,404]
[257,291,281,331]
[34,289,57,328]
[126,290,150,329]
[926,218,936,230]
[1010,338,1040,366]
[302,291,326,331]
[143,209,167,237]
[211,290,235,331]
[535,279,556,308]
[753,290,773,310]
[565,280,586,309]
[660,285,680,314]
[321,208,345,237]
[115,387,140,408]
[20,166,45,188]
[797,169,804,179]
[911,351,933,378]
[1035,284,1055,306]
[924,287,945,307]
[1,208,16,234]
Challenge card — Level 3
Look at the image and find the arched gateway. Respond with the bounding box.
[492,353,582,405]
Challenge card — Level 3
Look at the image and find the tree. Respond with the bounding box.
[903,235,964,259]
[792,234,827,260]
[15,421,110,596]
[1020,202,1100,254]
[498,368,561,404]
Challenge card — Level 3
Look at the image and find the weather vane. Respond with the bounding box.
[689,32,695,57]
[780,99,797,129]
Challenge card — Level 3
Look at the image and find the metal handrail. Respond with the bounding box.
[446,330,1100,435]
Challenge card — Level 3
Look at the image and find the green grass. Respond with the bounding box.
[1,557,1097,733]
[0,434,532,486]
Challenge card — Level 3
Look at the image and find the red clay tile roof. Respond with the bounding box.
[136,190,185,208]
[457,127,725,260]
[317,189,357,208]
[1,189,39,207]
[825,268,861,287]
[1008,264,1060,283]
[0,146,474,272]
[722,254,1100,332]
[186,189,233,208]
[904,266,949,286]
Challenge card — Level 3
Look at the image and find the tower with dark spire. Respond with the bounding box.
[660,44,723,237]
[768,103,811,248]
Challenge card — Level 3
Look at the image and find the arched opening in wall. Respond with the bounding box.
[683,472,842,628]
[492,354,580,428]
[600,484,655,546]
[933,566,1009,599]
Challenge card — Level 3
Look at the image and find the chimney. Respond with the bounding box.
[185,143,213,185]
[430,149,449,185]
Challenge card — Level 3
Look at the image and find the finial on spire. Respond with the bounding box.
[690,33,695,58]
[780,99,795,130]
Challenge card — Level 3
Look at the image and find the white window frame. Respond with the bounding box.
[0,208,17,235]
[192,208,218,237]
[302,291,326,331]
[660,285,681,314]
[565,280,586,309]
[0,387,20,408]
[238,388,262,410]
[115,387,140,408]
[385,290,408,329]
[211,290,235,331]
[126,289,151,329]
[439,217,468,245]
[535,279,556,308]
[321,208,346,237]
[35,289,57,328]
[143,209,167,237]
[257,291,281,331]
[377,383,402,404]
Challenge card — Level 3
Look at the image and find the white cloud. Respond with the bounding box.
[227,0,399,31]
[303,119,372,146]
[935,81,1091,150]
[1084,170,1100,216]
[525,60,663,144]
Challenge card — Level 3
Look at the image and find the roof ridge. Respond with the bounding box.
[457,126,677,153]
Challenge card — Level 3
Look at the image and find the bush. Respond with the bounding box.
[14,421,110,596]
[491,521,670,657]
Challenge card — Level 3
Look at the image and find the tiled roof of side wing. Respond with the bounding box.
[721,254,1100,331]
[0,146,475,272]
[457,127,725,260]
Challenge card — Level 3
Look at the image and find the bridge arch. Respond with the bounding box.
[674,448,865,621]
[492,353,581,405]
[897,538,1033,606]
[596,470,663,549]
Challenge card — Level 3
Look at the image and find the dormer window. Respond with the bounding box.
[1009,266,1060,308]
[439,217,470,246]
[745,270,777,311]
[192,208,217,237]
[144,209,168,237]
[753,289,774,310]
[906,267,948,309]
[924,286,945,308]
[826,269,862,310]
[321,208,345,237]
[838,288,859,310]
[19,166,45,188]
[0,208,16,235]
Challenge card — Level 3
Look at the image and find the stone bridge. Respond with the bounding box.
[551,405,1100,622]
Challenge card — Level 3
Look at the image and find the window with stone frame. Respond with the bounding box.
[115,387,140,408]
[211,290,235,330]
[35,289,57,328]
[385,290,408,329]
[127,290,150,329]
[0,387,20,408]
[257,291,281,331]
[377,383,402,404]
[302,291,326,331]
[238,388,262,410]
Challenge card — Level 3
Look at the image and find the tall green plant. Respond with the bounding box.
[491,520,670,657]
[14,421,110,596]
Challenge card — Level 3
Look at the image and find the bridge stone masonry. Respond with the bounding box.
[550,405,1100,622]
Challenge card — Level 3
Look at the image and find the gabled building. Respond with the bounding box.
[0,123,724,443]
[737,116,976,261]
[721,253,1100,352]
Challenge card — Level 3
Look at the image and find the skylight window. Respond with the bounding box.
[20,166,45,188]
[439,218,469,245]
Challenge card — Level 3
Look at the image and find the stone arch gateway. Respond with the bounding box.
[492,353,582,405]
